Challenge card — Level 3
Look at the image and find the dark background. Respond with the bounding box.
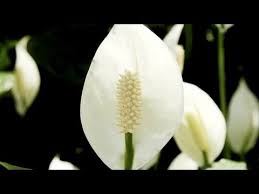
[0,23,258,170]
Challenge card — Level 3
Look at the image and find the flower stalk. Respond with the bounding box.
[217,26,231,159]
[125,133,134,170]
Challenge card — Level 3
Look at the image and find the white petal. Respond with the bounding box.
[49,155,78,170]
[206,159,247,170]
[215,24,234,33]
[227,78,259,154]
[11,36,41,116]
[223,24,234,31]
[168,153,198,170]
[141,153,160,170]
[80,24,183,169]
[163,25,185,73]
[174,82,226,166]
[164,24,184,47]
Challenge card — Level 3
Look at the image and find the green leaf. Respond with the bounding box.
[0,161,31,170]
[0,72,15,96]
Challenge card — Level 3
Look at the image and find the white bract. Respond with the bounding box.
[49,155,78,170]
[168,153,198,170]
[11,36,41,116]
[227,78,259,155]
[174,82,226,167]
[141,153,160,170]
[80,24,184,170]
[163,24,185,72]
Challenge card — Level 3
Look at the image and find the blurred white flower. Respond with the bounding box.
[0,72,15,95]
[227,78,259,155]
[174,82,226,167]
[11,36,41,116]
[168,154,247,170]
[206,159,247,170]
[49,155,78,170]
[163,24,185,72]
[168,153,198,170]
[215,24,234,33]
[80,24,184,169]
[206,29,215,42]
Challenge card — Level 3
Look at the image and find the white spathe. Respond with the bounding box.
[11,36,41,116]
[49,155,78,170]
[168,153,198,170]
[141,153,160,170]
[163,24,185,72]
[80,24,184,170]
[174,82,226,166]
[227,78,259,155]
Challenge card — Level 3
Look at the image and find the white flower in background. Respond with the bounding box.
[174,82,226,167]
[206,29,215,42]
[11,36,41,116]
[163,24,185,72]
[206,159,247,170]
[49,155,78,170]
[227,78,259,155]
[168,153,198,170]
[168,153,247,170]
[0,72,15,95]
[80,24,184,170]
[215,24,234,33]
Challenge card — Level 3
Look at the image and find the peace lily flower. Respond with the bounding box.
[49,155,79,170]
[163,24,185,72]
[174,82,226,167]
[168,153,198,170]
[80,24,184,170]
[11,36,41,116]
[227,78,259,156]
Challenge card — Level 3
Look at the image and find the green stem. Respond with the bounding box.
[217,28,231,159]
[218,29,227,117]
[124,133,134,170]
[199,151,211,170]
